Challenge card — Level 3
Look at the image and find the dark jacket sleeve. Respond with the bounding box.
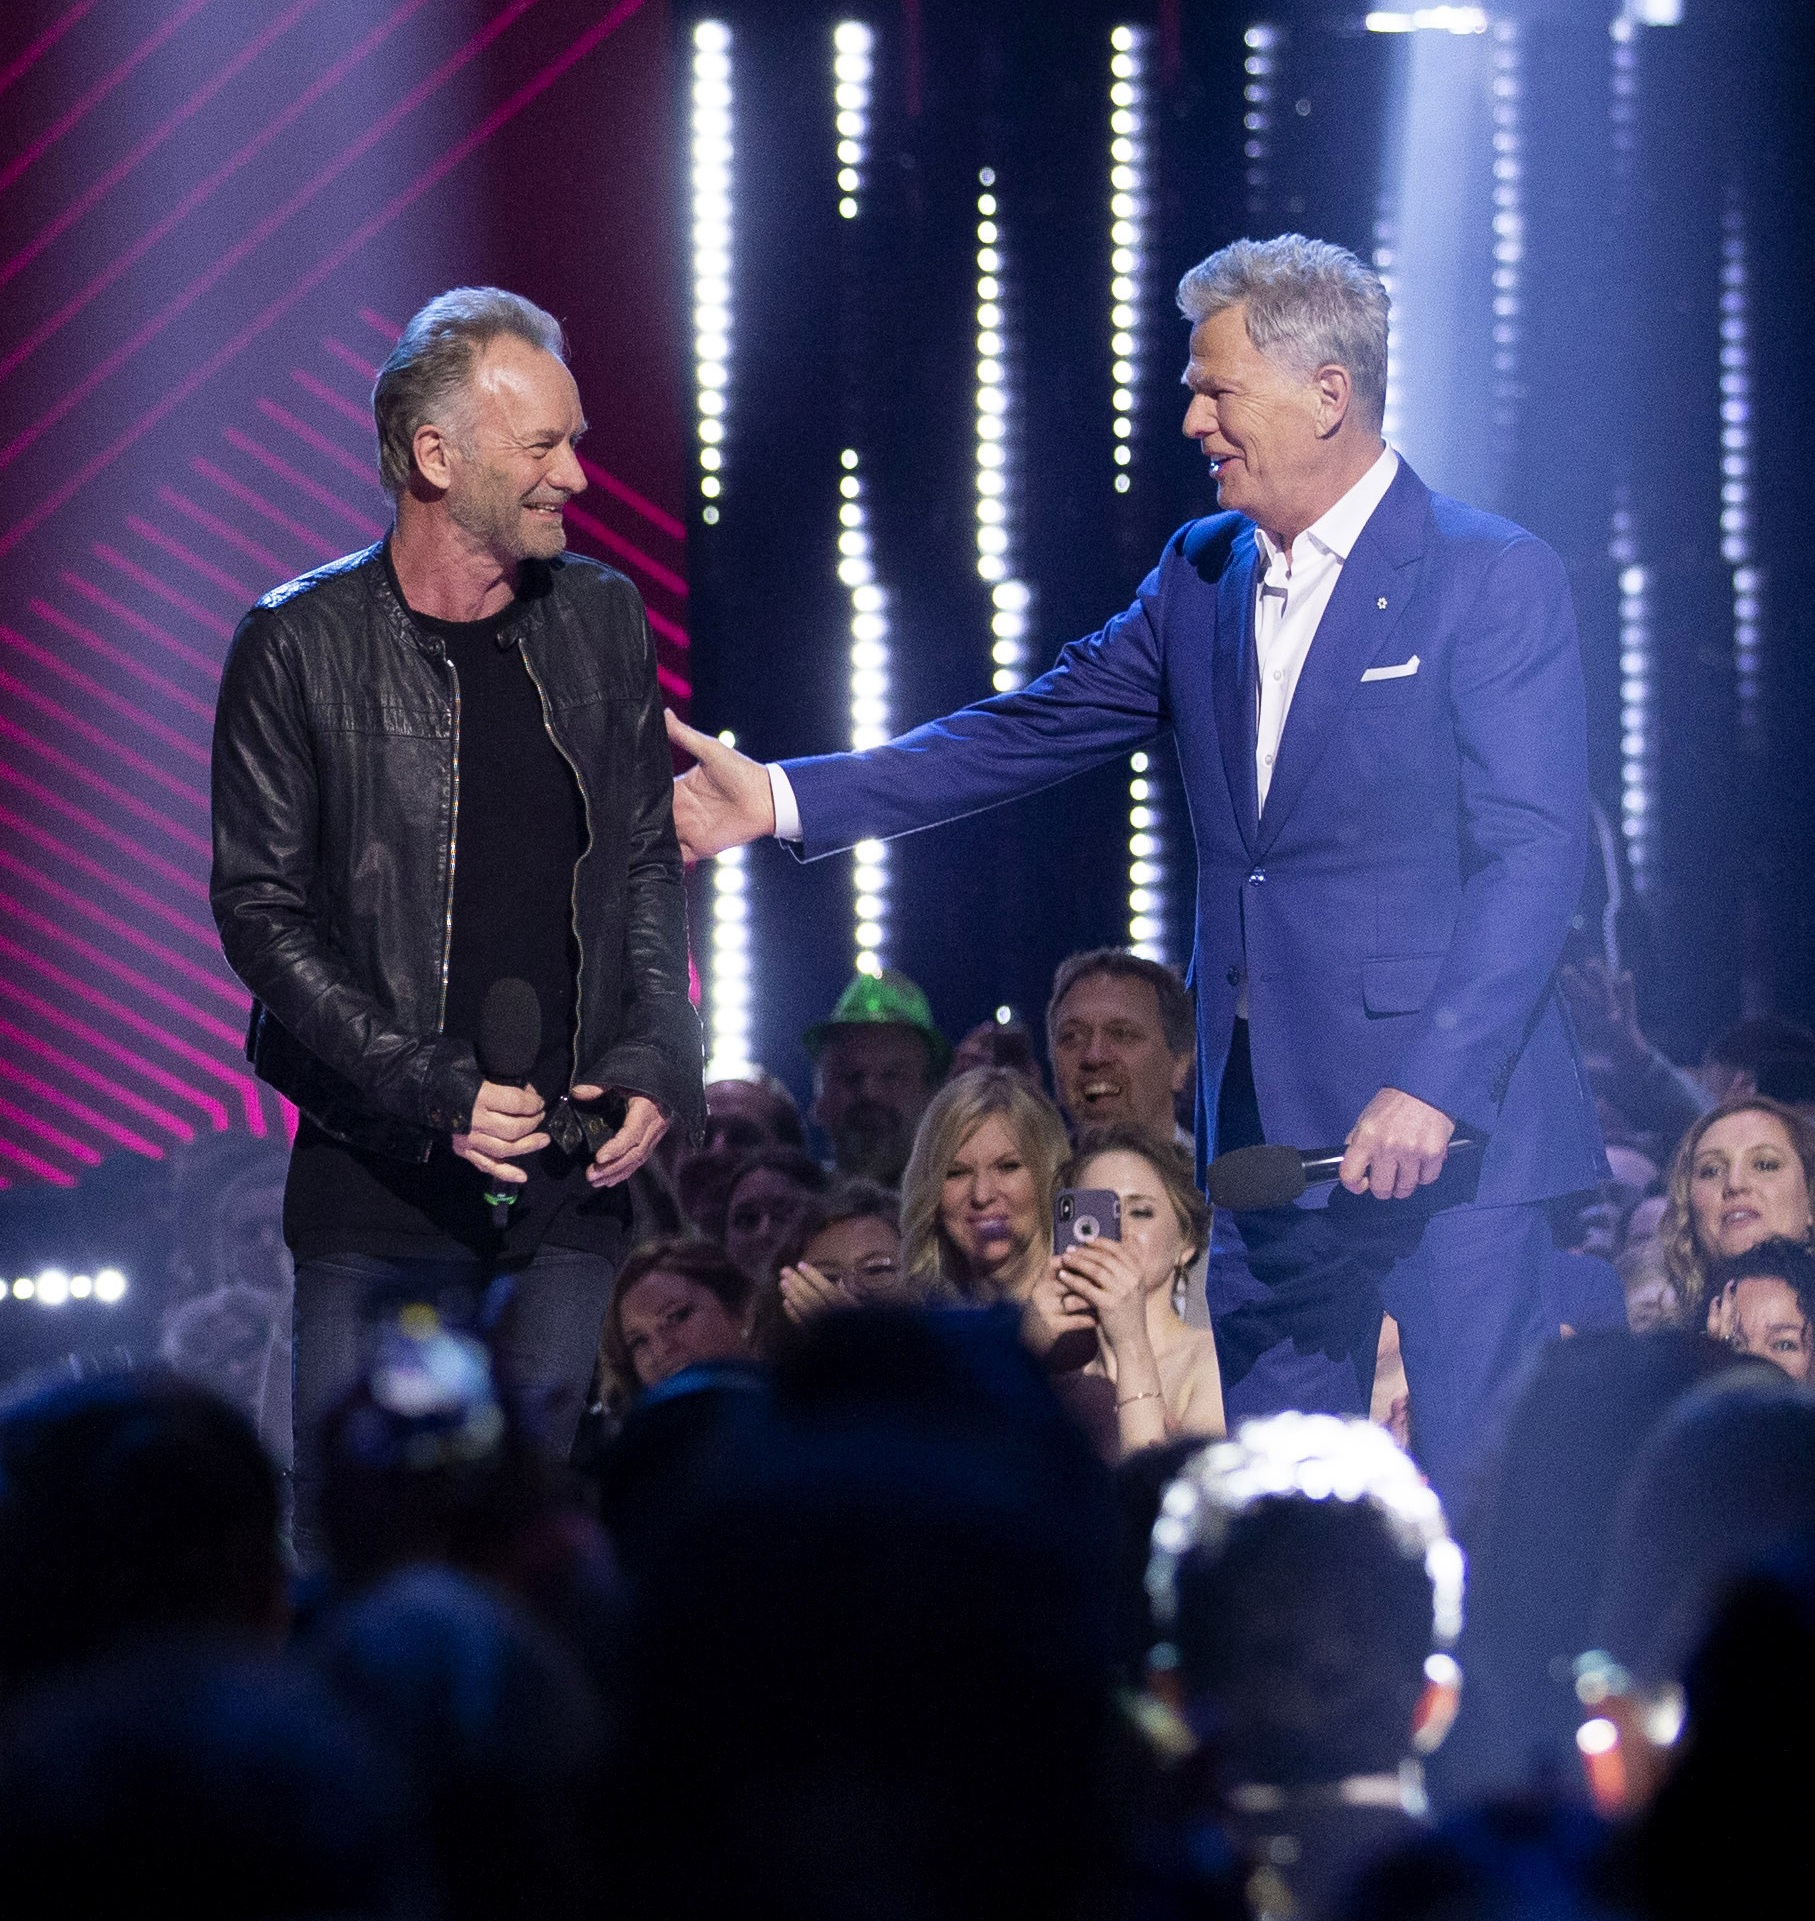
[210,607,483,1135]
[575,605,706,1141]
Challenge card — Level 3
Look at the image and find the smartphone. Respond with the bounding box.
[1053,1186,1121,1256]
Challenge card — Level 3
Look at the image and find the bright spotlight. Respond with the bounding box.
[95,1268,128,1304]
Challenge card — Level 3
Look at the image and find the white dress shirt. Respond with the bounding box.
[767,444,1401,841]
[1250,443,1399,812]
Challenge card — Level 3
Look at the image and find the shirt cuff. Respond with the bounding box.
[767,762,802,842]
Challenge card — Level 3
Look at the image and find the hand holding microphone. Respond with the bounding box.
[1208,1087,1476,1211]
[452,979,549,1201]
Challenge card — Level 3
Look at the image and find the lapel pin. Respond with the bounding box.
[1377,596,1388,610]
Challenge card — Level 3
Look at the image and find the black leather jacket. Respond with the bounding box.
[210,541,704,1160]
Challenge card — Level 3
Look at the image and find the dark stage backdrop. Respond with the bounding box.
[0,0,687,1193]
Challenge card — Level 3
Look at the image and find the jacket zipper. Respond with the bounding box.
[438,651,461,1034]
[520,639,590,1087]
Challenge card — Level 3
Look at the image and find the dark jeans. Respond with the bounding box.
[1206,1022,1549,1521]
[290,1241,618,1565]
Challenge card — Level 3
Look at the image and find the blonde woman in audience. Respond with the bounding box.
[1659,1094,1815,1321]
[1032,1125,1225,1454]
[899,1068,1070,1305]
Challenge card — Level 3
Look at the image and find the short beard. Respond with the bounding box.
[829,1103,916,1188]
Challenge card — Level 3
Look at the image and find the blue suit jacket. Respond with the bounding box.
[785,460,1606,1207]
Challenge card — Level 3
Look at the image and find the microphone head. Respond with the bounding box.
[1206,1142,1308,1212]
[478,978,541,1083]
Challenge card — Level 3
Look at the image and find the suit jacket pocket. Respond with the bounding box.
[1361,952,1447,1016]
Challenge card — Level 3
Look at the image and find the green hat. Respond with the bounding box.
[804,968,952,1077]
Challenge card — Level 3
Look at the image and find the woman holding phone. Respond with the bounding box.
[1038,1124,1226,1455]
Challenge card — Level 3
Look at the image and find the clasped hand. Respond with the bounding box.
[1338,1086,1455,1200]
[453,1081,668,1189]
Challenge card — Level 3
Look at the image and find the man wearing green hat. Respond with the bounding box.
[806,970,951,1187]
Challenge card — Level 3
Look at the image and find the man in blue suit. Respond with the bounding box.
[666,235,1604,1509]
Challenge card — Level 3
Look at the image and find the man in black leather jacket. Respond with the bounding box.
[211,288,703,1549]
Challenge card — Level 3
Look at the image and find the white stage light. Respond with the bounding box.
[692,22,734,525]
[973,168,1032,692]
[1108,27,1148,494]
[833,23,873,219]
[1126,750,1168,961]
[1720,195,1761,749]
[839,451,893,976]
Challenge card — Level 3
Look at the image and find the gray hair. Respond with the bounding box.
[1176,235,1389,431]
[372,286,567,498]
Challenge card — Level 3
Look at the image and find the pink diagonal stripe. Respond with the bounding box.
[579,456,685,542]
[30,598,216,721]
[0,3,96,103]
[221,429,385,537]
[92,544,234,639]
[0,1017,198,1140]
[257,397,380,487]
[0,936,260,1127]
[0,1093,102,1167]
[60,569,222,678]
[0,1134,77,1186]
[564,502,688,598]
[0,0,441,392]
[360,309,403,342]
[0,888,244,1045]
[0,0,214,198]
[126,515,255,601]
[0,761,209,901]
[0,979,232,1127]
[322,337,378,381]
[644,605,690,651]
[292,367,371,431]
[657,663,691,702]
[191,457,338,561]
[0,710,210,856]
[0,1055,166,1158]
[0,852,245,1007]
[0,0,322,293]
[0,800,216,944]
[0,633,210,776]
[0,0,542,468]
[0,0,652,554]
[156,486,289,581]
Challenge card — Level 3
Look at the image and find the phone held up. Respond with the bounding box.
[1053,1187,1121,1257]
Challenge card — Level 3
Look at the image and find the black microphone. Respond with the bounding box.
[477,978,541,1228]
[1207,1131,1480,1211]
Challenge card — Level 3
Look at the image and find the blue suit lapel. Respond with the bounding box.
[1256,465,1430,857]
[1213,528,1261,858]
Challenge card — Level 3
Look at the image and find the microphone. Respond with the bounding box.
[1207,1131,1479,1211]
[477,978,541,1229]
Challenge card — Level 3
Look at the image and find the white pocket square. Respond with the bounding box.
[1360,654,1420,682]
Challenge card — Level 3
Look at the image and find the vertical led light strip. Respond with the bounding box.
[837,449,892,978]
[1487,21,1521,462]
[1127,750,1167,962]
[691,22,733,526]
[706,829,752,1081]
[1108,26,1148,496]
[1610,500,1652,895]
[1243,24,1278,216]
[833,21,872,219]
[1719,193,1760,749]
[973,168,1030,693]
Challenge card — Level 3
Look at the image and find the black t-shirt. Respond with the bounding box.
[284,552,630,1264]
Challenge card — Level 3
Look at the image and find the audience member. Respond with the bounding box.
[805,968,950,1185]
[1615,1237,1681,1333]
[1599,1370,1815,1693]
[1559,957,1709,1152]
[721,1145,830,1281]
[1146,1414,1461,1921]
[0,1373,285,1694]
[1700,1010,1815,1109]
[952,1013,1046,1087]
[1703,1235,1815,1379]
[599,1236,757,1409]
[1046,948,1194,1143]
[671,1070,805,1240]
[1433,1330,1759,1807]
[773,1179,907,1327]
[310,1566,606,1921]
[0,1647,425,1919]
[1030,1125,1225,1453]
[900,1066,1070,1305]
[1658,1093,1815,1320]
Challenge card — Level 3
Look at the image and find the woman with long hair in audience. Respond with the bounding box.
[899,1068,1070,1306]
[598,1238,758,1412]
[1658,1094,1815,1329]
[1033,1125,1225,1453]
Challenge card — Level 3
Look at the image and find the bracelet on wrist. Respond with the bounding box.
[1116,1388,1165,1410]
